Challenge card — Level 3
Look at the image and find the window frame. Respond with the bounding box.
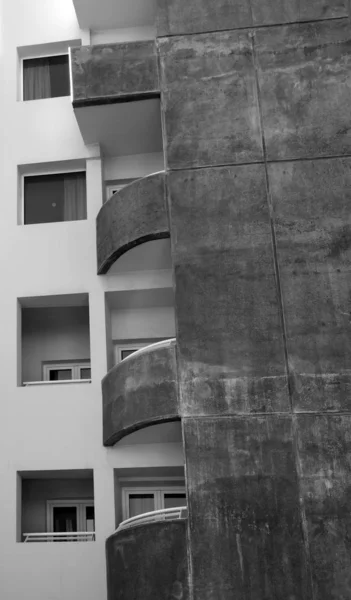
[42,360,91,382]
[21,167,87,226]
[105,180,135,203]
[114,343,150,364]
[122,486,186,520]
[46,498,94,533]
[21,52,70,102]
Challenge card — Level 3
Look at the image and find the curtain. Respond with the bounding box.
[23,58,51,101]
[129,494,155,518]
[63,173,87,221]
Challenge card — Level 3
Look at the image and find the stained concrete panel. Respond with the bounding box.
[184,416,311,600]
[297,414,351,599]
[158,32,263,170]
[71,41,159,106]
[102,340,179,446]
[168,165,289,416]
[269,158,351,410]
[156,0,252,36]
[256,19,351,160]
[251,0,348,26]
[106,520,188,600]
[96,172,169,274]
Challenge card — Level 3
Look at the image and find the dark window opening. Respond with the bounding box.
[23,55,70,101]
[24,172,87,225]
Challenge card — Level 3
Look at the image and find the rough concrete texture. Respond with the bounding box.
[102,339,179,445]
[156,0,252,36]
[102,4,351,600]
[270,157,351,411]
[106,520,188,600]
[71,41,159,106]
[251,0,348,25]
[168,164,289,416]
[156,0,347,34]
[184,417,312,600]
[96,172,169,274]
[158,32,263,169]
[256,19,351,160]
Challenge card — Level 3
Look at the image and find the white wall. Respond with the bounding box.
[91,26,155,44]
[111,306,176,340]
[104,152,164,182]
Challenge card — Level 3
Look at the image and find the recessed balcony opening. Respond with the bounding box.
[114,467,186,531]
[105,286,175,371]
[19,294,91,386]
[18,470,95,543]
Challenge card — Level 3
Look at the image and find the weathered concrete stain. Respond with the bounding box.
[156,0,252,36]
[167,164,289,416]
[102,339,180,445]
[269,157,351,410]
[256,19,351,160]
[158,32,263,169]
[106,521,188,600]
[71,41,159,105]
[251,0,348,26]
[97,172,169,274]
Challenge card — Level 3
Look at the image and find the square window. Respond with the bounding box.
[23,55,70,101]
[23,172,87,225]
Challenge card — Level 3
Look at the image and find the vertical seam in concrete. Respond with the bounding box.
[252,33,314,597]
[292,414,316,600]
[155,38,169,174]
[251,31,294,412]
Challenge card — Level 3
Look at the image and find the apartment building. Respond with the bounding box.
[1,0,351,599]
[0,1,183,599]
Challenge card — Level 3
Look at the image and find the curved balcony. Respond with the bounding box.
[102,339,179,446]
[106,517,188,600]
[97,172,169,274]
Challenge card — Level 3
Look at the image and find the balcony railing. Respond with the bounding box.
[22,379,92,387]
[23,532,95,543]
[116,507,187,532]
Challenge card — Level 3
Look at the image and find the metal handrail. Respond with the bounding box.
[118,338,176,364]
[23,379,91,386]
[23,531,95,542]
[116,507,187,532]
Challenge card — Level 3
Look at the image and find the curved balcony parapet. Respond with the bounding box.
[97,172,169,274]
[70,41,159,107]
[106,520,188,600]
[103,338,179,446]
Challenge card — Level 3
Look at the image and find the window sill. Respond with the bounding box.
[22,379,92,387]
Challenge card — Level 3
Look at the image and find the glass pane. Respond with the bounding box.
[49,55,70,98]
[80,368,91,380]
[129,494,155,518]
[163,493,187,509]
[24,174,65,225]
[121,349,138,360]
[49,369,72,381]
[53,506,77,532]
[85,506,95,532]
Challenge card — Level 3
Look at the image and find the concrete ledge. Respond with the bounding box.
[97,172,169,274]
[70,41,159,107]
[106,520,188,600]
[102,339,179,446]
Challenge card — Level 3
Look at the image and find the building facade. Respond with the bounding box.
[1,0,351,599]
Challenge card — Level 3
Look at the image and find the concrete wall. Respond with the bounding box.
[22,306,90,382]
[154,2,351,600]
